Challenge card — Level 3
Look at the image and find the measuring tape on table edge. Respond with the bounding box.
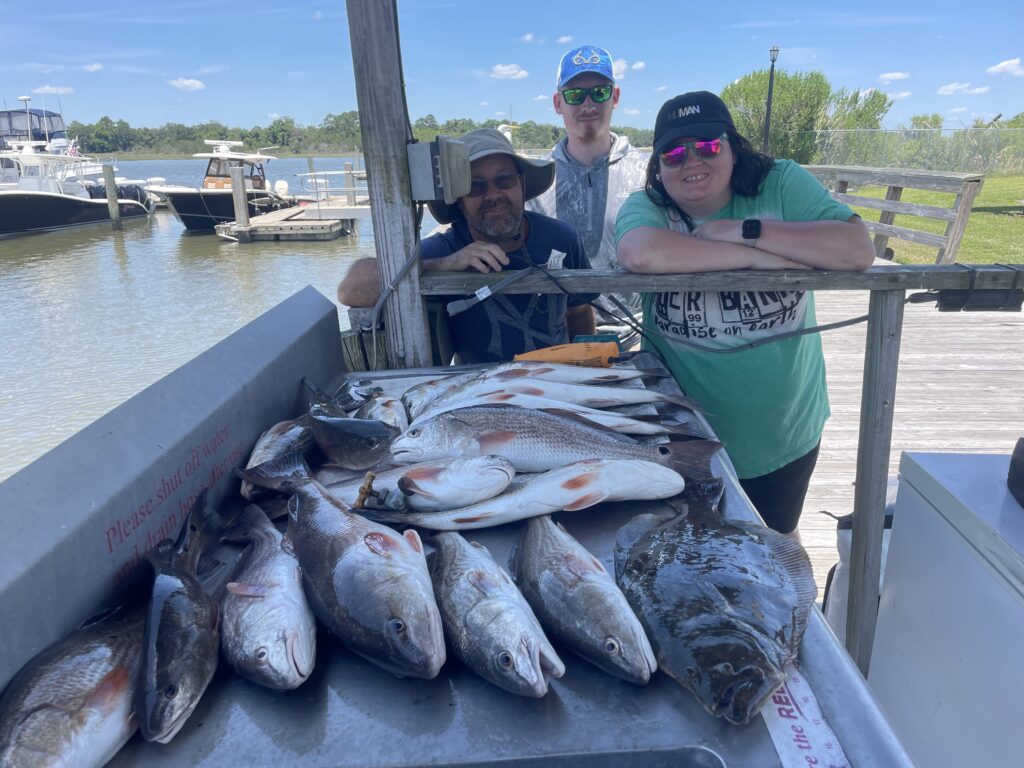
[761,664,851,768]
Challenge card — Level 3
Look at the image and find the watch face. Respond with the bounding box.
[742,219,761,240]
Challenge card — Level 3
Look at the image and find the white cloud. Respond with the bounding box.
[986,58,1024,77]
[655,85,668,92]
[480,101,489,106]
[25,63,63,74]
[33,85,74,95]
[949,107,968,113]
[557,35,572,44]
[533,94,548,101]
[612,58,628,80]
[491,63,528,79]
[168,77,205,91]
[520,33,534,43]
[878,71,909,83]
[196,65,226,75]
[631,61,645,71]
[267,112,280,120]
[887,91,912,100]
[83,62,103,72]
[937,81,990,95]
[622,108,641,115]
[313,10,322,20]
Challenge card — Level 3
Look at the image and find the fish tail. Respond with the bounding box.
[234,452,311,493]
[653,392,705,412]
[657,440,723,483]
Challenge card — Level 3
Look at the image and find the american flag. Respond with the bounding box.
[67,142,80,157]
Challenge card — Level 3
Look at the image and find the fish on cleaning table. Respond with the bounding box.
[430,532,564,698]
[360,458,686,531]
[391,405,721,475]
[136,491,221,744]
[220,505,317,691]
[412,391,702,438]
[614,481,818,726]
[236,455,446,680]
[509,515,657,685]
[0,605,144,768]
[306,411,399,470]
[322,455,515,512]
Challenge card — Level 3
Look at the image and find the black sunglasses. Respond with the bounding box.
[465,171,521,198]
[560,84,613,106]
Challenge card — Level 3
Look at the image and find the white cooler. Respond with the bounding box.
[868,451,1024,768]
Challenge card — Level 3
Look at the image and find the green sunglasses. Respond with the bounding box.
[560,84,613,106]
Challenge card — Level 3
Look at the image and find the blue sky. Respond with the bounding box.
[3,0,1022,131]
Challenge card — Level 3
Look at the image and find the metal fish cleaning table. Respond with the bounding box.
[110,352,908,767]
[0,289,910,768]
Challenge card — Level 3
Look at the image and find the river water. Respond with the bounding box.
[0,156,435,481]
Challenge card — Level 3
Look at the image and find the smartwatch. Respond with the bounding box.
[741,218,762,247]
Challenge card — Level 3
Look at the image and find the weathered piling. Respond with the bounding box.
[102,164,122,231]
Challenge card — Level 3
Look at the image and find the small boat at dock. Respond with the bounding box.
[146,140,296,233]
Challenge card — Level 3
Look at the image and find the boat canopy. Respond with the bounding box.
[196,140,277,190]
[0,108,68,147]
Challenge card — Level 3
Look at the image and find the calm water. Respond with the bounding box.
[0,156,435,481]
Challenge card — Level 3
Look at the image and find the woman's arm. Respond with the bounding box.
[616,226,810,274]
[692,216,874,271]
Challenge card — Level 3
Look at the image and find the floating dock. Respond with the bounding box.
[215,196,372,242]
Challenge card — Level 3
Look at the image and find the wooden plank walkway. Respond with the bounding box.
[798,290,1024,592]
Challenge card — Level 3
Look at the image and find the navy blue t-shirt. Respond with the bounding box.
[422,211,596,364]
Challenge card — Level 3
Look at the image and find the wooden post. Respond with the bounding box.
[229,166,250,228]
[344,161,356,205]
[846,289,906,675]
[937,179,982,264]
[102,165,122,231]
[873,185,903,260]
[346,0,431,370]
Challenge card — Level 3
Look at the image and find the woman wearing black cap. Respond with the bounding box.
[614,91,874,537]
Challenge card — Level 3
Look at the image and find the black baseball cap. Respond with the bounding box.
[653,91,737,155]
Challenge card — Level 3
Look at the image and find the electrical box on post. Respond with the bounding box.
[407,136,470,204]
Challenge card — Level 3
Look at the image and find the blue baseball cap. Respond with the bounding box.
[556,45,614,88]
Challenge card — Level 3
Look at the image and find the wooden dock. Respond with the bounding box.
[215,197,371,242]
[799,290,1024,592]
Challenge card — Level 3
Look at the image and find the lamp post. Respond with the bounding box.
[762,46,779,154]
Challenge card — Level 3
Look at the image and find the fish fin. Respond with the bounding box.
[560,469,600,491]
[505,385,547,397]
[761,528,819,646]
[656,439,723,482]
[403,528,424,554]
[398,466,444,498]
[468,569,503,596]
[226,582,275,598]
[235,452,311,492]
[506,523,529,581]
[563,491,608,511]
[477,430,517,452]
[543,409,638,442]
[85,665,132,715]
[564,552,607,579]
[652,391,705,412]
[363,531,403,556]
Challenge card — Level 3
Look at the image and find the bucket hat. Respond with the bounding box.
[428,128,554,225]
[653,91,737,155]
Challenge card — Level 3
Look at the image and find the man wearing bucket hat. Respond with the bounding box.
[528,44,648,324]
[338,127,596,364]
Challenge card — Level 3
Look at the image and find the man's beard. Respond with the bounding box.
[471,200,522,242]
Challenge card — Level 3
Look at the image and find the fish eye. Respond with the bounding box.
[255,647,269,663]
[163,683,178,699]
[389,618,406,634]
[408,428,421,438]
[604,637,621,655]
[498,651,514,668]
[365,437,381,449]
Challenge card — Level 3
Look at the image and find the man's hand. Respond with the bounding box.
[423,242,510,273]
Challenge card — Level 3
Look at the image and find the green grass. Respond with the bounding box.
[849,175,1024,264]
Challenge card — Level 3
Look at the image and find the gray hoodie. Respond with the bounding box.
[528,132,648,316]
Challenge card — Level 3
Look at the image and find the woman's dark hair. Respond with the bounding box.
[643,127,775,230]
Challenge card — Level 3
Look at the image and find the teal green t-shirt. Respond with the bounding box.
[613,160,856,478]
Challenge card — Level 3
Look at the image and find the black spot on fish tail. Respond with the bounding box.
[235,452,311,493]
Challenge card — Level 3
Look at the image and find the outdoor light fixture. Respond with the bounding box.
[762,46,780,153]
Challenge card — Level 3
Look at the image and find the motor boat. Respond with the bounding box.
[0,105,69,153]
[146,140,295,232]
[0,141,154,238]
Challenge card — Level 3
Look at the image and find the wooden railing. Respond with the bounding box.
[804,165,984,264]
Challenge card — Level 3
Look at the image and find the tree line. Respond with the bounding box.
[67,67,1022,168]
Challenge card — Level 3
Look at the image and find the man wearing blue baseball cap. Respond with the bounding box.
[529,44,648,324]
